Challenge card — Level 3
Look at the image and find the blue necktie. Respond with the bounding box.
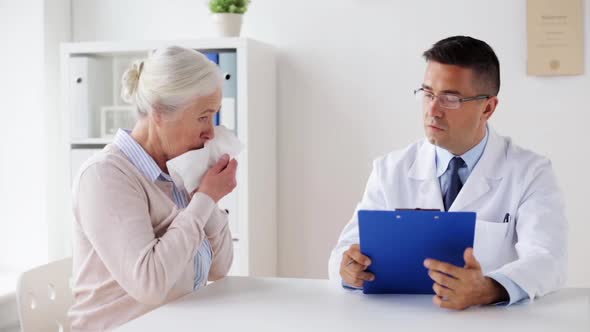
[444,157,465,211]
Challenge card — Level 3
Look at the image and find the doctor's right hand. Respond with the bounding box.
[340,244,375,288]
[196,154,237,203]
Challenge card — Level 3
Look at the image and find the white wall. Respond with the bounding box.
[0,0,70,272]
[71,0,590,286]
[45,0,72,261]
[0,2,69,329]
[0,0,48,272]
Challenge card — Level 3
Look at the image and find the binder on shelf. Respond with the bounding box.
[219,52,237,129]
[219,52,237,99]
[68,56,111,139]
[220,98,236,132]
[205,52,219,65]
[68,57,91,139]
[204,52,222,126]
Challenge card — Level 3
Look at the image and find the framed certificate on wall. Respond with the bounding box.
[527,0,584,76]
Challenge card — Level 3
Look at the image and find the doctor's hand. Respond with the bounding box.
[340,244,375,288]
[424,248,508,310]
[196,154,238,203]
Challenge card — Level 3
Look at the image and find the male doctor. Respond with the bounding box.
[328,36,567,310]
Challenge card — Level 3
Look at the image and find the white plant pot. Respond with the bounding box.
[211,13,243,37]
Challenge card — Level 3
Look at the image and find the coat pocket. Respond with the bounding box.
[473,219,512,273]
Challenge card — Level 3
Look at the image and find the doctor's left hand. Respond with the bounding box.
[423,248,508,310]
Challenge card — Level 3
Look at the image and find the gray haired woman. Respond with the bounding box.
[68,46,236,331]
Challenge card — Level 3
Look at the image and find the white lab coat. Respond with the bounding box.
[328,127,567,300]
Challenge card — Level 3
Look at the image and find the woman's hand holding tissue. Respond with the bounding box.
[166,125,244,194]
[195,154,238,203]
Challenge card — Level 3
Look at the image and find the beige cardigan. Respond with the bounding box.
[68,144,233,331]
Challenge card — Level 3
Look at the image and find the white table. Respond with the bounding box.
[116,277,590,332]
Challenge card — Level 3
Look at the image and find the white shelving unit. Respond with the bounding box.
[55,38,277,277]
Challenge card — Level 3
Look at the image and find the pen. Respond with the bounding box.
[503,213,510,223]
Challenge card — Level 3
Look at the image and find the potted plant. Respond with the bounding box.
[209,0,251,37]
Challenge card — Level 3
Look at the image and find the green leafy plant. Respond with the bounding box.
[209,0,251,14]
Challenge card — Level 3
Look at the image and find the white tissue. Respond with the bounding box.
[166,125,243,194]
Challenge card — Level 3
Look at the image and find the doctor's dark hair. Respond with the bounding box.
[423,36,500,96]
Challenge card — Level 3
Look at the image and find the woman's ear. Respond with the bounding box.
[151,104,183,126]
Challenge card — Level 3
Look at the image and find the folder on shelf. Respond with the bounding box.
[358,209,476,294]
[202,52,237,129]
[68,57,111,139]
[68,57,91,139]
[219,53,237,130]
[220,98,236,131]
[204,52,221,126]
[205,52,219,65]
[219,52,237,98]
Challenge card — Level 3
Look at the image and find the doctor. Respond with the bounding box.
[328,36,567,310]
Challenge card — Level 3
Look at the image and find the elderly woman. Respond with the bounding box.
[68,46,236,330]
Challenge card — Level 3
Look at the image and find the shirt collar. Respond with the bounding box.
[435,125,489,177]
[112,129,173,183]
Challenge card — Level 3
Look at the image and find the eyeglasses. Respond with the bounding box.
[414,88,492,110]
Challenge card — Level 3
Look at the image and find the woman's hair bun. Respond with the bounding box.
[120,60,143,104]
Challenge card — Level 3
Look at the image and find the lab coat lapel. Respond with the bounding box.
[450,128,506,211]
[408,140,445,211]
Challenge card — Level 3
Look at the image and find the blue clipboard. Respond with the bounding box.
[358,210,476,294]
